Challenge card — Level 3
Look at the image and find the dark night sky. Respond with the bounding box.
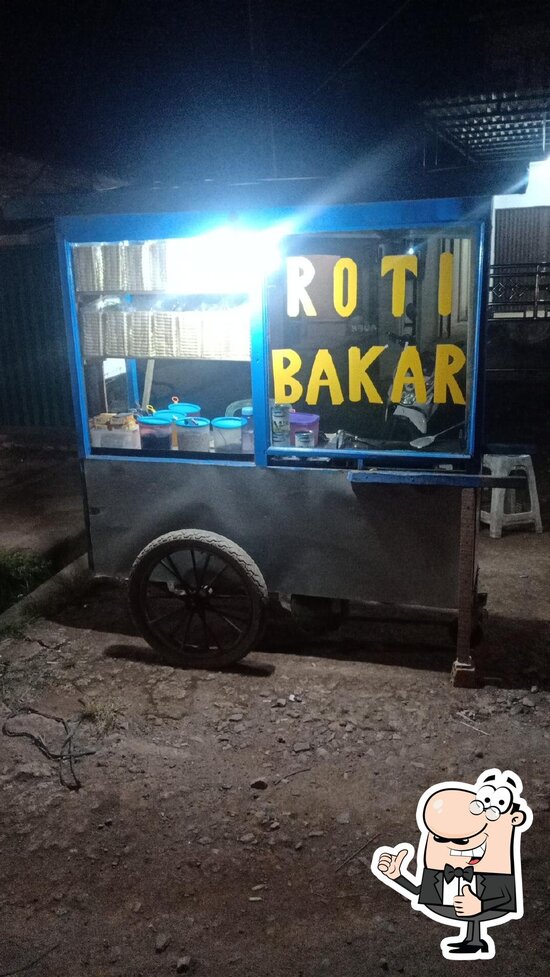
[0,0,485,183]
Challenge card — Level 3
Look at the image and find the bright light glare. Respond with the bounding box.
[165,225,286,294]
[526,157,550,200]
[407,246,414,255]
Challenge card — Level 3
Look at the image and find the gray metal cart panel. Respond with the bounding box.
[85,459,461,608]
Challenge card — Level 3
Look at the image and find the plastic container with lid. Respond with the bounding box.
[138,414,173,451]
[211,416,246,452]
[90,412,140,449]
[241,405,254,453]
[163,404,201,445]
[175,416,211,452]
[290,411,320,446]
[165,401,201,418]
[149,410,177,422]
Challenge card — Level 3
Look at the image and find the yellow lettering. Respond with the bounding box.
[272,349,304,403]
[390,346,428,404]
[434,344,466,404]
[286,256,317,317]
[333,257,358,317]
[438,252,453,317]
[348,346,384,403]
[272,343,467,409]
[305,349,344,406]
[381,255,418,317]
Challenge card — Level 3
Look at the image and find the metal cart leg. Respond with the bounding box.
[451,487,479,688]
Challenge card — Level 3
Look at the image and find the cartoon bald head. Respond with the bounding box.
[422,773,528,875]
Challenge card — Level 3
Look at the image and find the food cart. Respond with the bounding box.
[55,193,504,686]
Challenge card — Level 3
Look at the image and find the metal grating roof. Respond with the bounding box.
[423,89,550,163]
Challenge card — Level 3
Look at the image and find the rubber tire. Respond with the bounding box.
[128,529,268,669]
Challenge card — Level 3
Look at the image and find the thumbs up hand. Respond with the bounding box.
[377,847,409,881]
[453,884,482,917]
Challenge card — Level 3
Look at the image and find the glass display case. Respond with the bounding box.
[266,226,478,458]
[62,206,483,468]
[70,236,254,456]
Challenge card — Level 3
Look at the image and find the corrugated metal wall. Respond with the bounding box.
[494,206,550,263]
[0,244,74,430]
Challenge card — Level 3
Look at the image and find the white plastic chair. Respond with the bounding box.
[480,453,543,539]
[225,398,275,416]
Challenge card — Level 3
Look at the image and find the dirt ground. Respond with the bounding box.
[0,445,85,568]
[1,531,549,977]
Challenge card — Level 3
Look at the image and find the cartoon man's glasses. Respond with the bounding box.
[469,785,513,821]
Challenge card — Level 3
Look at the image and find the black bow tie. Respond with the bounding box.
[444,864,474,884]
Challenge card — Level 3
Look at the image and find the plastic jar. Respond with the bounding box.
[155,408,194,448]
[211,416,246,452]
[290,411,320,446]
[165,402,201,418]
[175,416,211,452]
[90,413,140,449]
[138,414,173,451]
[271,403,291,445]
[241,405,254,453]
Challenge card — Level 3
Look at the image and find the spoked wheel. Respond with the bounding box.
[128,530,268,668]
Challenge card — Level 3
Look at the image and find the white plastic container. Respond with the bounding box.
[93,428,141,449]
[90,413,140,449]
[211,416,246,452]
[176,417,211,452]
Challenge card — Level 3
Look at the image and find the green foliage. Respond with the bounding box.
[0,550,51,614]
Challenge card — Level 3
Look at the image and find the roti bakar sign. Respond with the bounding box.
[271,252,466,407]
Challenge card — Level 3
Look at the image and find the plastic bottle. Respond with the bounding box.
[271,404,291,445]
[242,405,254,452]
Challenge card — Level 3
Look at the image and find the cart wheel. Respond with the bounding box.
[128,530,268,668]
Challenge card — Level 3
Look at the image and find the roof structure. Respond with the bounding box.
[0,152,123,201]
[2,165,530,223]
[0,152,125,242]
[423,89,550,166]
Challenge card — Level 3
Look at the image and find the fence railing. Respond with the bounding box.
[488,262,550,320]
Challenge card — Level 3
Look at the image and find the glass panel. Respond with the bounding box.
[266,227,478,455]
[71,240,253,456]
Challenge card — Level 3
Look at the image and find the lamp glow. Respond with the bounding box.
[526,157,550,201]
[165,225,286,294]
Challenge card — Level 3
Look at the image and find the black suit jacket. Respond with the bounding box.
[397,869,517,914]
